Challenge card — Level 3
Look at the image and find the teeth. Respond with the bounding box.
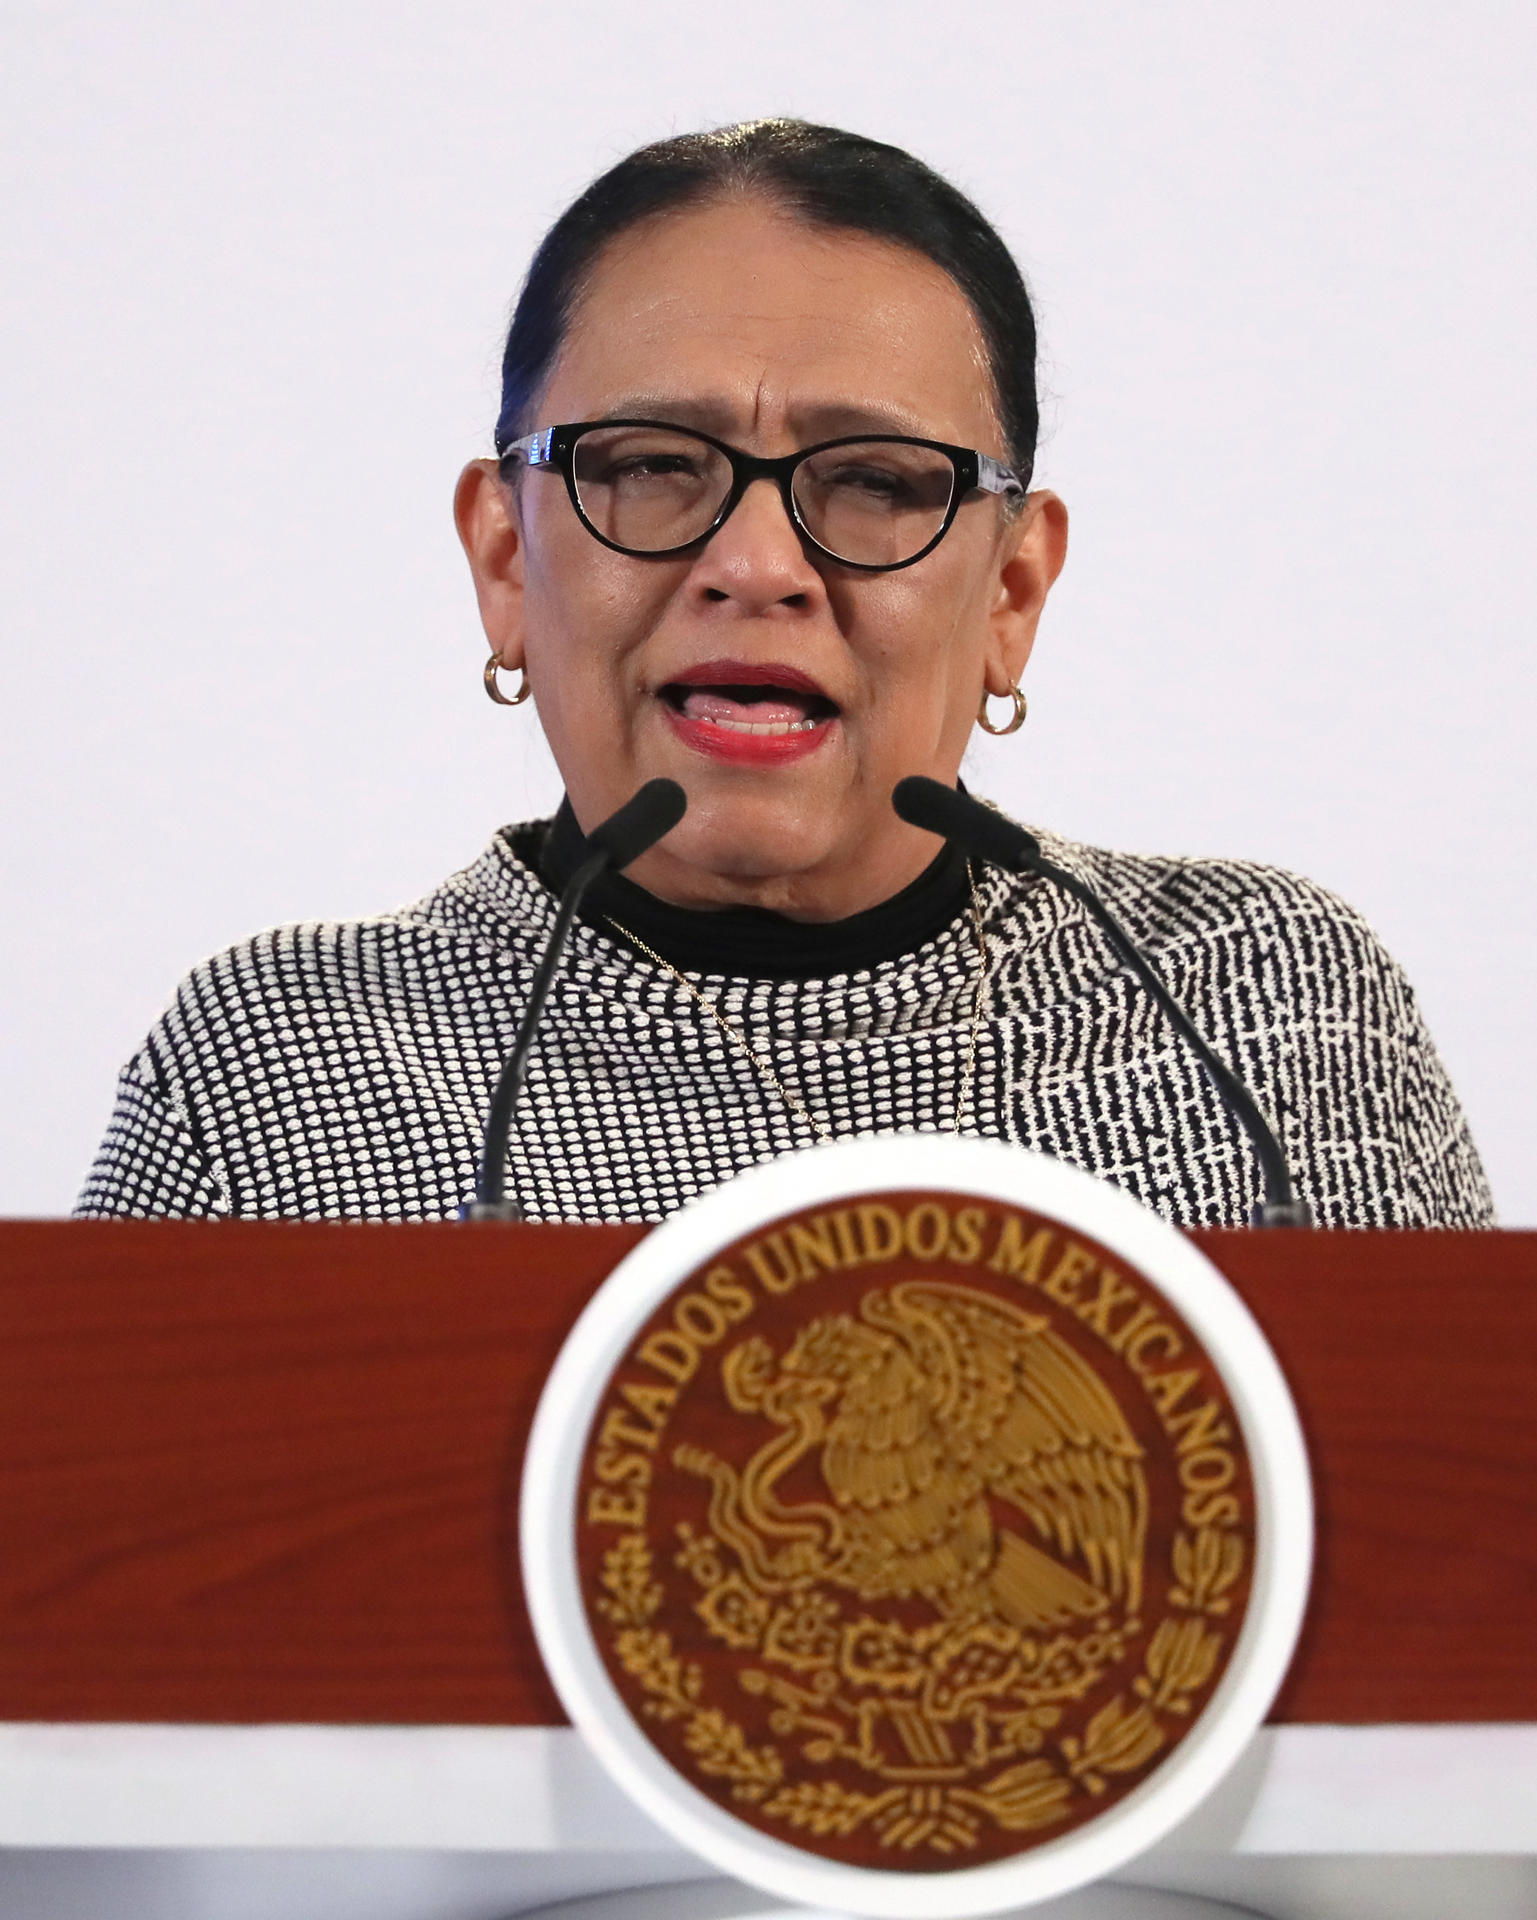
[707,714,824,736]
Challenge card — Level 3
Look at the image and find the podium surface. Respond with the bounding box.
[0,1221,1532,1919]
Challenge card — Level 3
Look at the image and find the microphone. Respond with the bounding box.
[893,776,1312,1228]
[463,779,687,1221]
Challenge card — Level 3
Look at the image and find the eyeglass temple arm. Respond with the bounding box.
[976,453,1027,496]
[497,429,556,465]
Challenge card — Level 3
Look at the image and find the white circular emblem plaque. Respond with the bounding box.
[522,1137,1312,1916]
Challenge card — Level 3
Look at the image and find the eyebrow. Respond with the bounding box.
[591,394,937,441]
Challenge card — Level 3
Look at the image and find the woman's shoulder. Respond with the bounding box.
[148,823,557,1039]
[1027,825,1398,976]
[980,822,1429,1064]
[76,825,559,1221]
[994,823,1493,1227]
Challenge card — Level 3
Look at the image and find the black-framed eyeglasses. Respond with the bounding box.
[496,419,1029,573]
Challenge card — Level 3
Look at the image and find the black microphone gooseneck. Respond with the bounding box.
[892,776,1312,1228]
[463,778,687,1221]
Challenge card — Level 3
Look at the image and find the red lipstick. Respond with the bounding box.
[658,660,839,767]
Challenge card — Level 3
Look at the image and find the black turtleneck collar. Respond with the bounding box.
[538,795,970,981]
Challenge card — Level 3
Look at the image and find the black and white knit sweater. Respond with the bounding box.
[76,809,1494,1227]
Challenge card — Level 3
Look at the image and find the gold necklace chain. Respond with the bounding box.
[606,862,991,1145]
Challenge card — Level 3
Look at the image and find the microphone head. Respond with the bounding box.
[583,778,687,872]
[891,775,1040,872]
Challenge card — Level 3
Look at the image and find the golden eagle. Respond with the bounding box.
[686,1281,1147,1630]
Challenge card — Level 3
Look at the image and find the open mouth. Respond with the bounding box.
[656,663,841,764]
[659,680,840,736]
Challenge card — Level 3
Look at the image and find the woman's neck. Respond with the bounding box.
[538,795,971,981]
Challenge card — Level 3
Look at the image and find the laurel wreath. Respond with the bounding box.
[594,1520,1244,1854]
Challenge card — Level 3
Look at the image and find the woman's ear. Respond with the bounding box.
[454,459,527,672]
[984,490,1068,695]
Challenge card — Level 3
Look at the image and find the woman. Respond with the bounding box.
[76,121,1493,1227]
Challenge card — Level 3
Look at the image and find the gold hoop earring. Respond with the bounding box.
[977,683,1027,735]
[484,654,531,707]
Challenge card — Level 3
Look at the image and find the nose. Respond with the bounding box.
[687,475,825,612]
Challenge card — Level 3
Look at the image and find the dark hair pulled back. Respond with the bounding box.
[495,119,1038,479]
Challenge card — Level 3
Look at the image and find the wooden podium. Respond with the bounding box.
[0,1221,1533,1920]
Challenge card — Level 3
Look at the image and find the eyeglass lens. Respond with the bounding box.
[569,425,959,566]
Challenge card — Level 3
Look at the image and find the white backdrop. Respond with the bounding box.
[3,1,1533,1220]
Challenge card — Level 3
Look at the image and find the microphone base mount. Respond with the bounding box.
[1251,1199,1314,1229]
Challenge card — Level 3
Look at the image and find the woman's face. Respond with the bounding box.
[457,196,1066,919]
